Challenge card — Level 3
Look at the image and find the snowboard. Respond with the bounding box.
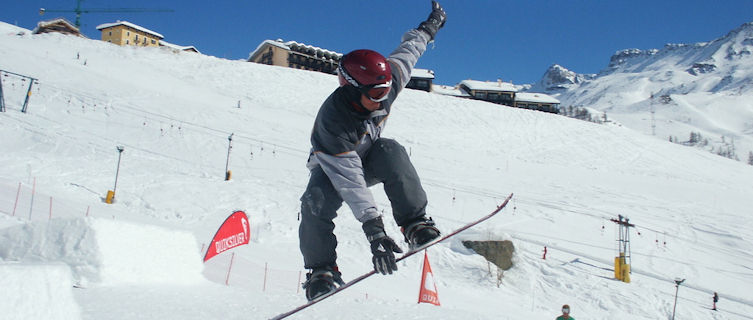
[269,193,514,320]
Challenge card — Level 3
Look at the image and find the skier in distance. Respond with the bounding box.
[298,1,447,301]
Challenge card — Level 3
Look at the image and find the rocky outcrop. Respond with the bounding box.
[462,240,515,270]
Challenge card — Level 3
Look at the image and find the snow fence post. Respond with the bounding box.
[297,271,302,294]
[12,182,21,216]
[0,73,5,112]
[28,177,36,220]
[225,252,235,286]
[263,262,268,292]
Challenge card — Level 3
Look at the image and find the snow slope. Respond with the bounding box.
[1,22,753,319]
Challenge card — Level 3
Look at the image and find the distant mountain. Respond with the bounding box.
[531,21,753,163]
[528,64,594,92]
[599,21,753,94]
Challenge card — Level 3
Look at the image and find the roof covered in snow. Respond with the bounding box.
[411,68,435,79]
[248,39,342,61]
[460,79,517,92]
[96,21,164,39]
[431,84,470,97]
[515,92,560,104]
[32,18,80,34]
[160,40,200,53]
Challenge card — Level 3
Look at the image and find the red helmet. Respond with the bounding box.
[338,49,392,102]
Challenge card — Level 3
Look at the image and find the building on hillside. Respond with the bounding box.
[406,68,434,92]
[458,79,517,106]
[96,21,163,47]
[248,39,442,89]
[248,39,342,75]
[514,92,560,113]
[32,18,84,37]
[431,84,470,98]
[160,40,200,53]
[441,80,560,114]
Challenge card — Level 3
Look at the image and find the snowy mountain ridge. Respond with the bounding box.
[532,21,753,163]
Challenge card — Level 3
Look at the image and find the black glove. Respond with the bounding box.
[363,217,404,275]
[418,0,447,40]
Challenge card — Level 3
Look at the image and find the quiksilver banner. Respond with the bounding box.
[203,210,250,262]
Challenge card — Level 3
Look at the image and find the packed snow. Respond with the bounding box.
[1,21,752,319]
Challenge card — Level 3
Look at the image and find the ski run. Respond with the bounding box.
[1,21,753,319]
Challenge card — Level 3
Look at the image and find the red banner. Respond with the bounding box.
[203,210,250,262]
[418,250,440,306]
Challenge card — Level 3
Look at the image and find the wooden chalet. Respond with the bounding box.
[32,18,84,37]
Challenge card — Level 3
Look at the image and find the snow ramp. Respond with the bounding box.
[0,217,205,287]
[0,263,81,320]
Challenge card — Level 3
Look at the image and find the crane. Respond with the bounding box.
[39,0,173,28]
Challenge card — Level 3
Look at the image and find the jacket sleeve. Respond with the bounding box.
[386,29,432,92]
[313,151,380,223]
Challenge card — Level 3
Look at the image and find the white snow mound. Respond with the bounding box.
[0,218,205,286]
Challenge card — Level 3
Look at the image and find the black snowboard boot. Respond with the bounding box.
[402,217,440,250]
[302,266,344,301]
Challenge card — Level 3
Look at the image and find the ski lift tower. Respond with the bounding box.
[39,0,173,29]
[611,215,634,283]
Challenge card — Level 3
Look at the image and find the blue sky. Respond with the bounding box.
[3,0,753,86]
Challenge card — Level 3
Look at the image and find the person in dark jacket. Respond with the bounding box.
[299,1,447,301]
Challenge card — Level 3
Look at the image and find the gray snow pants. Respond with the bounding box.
[299,138,428,269]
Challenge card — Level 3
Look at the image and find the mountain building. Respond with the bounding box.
[407,68,434,92]
[96,21,163,47]
[32,18,84,37]
[159,41,200,54]
[459,79,517,106]
[514,92,560,113]
[248,39,342,75]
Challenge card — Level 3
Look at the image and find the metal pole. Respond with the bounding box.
[672,278,685,320]
[74,0,83,28]
[625,217,633,273]
[113,146,124,193]
[21,79,34,113]
[225,133,233,180]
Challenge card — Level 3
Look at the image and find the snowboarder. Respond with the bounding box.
[298,1,447,301]
[712,291,719,310]
[556,304,575,320]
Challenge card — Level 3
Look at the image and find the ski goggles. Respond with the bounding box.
[562,307,570,313]
[359,82,391,103]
